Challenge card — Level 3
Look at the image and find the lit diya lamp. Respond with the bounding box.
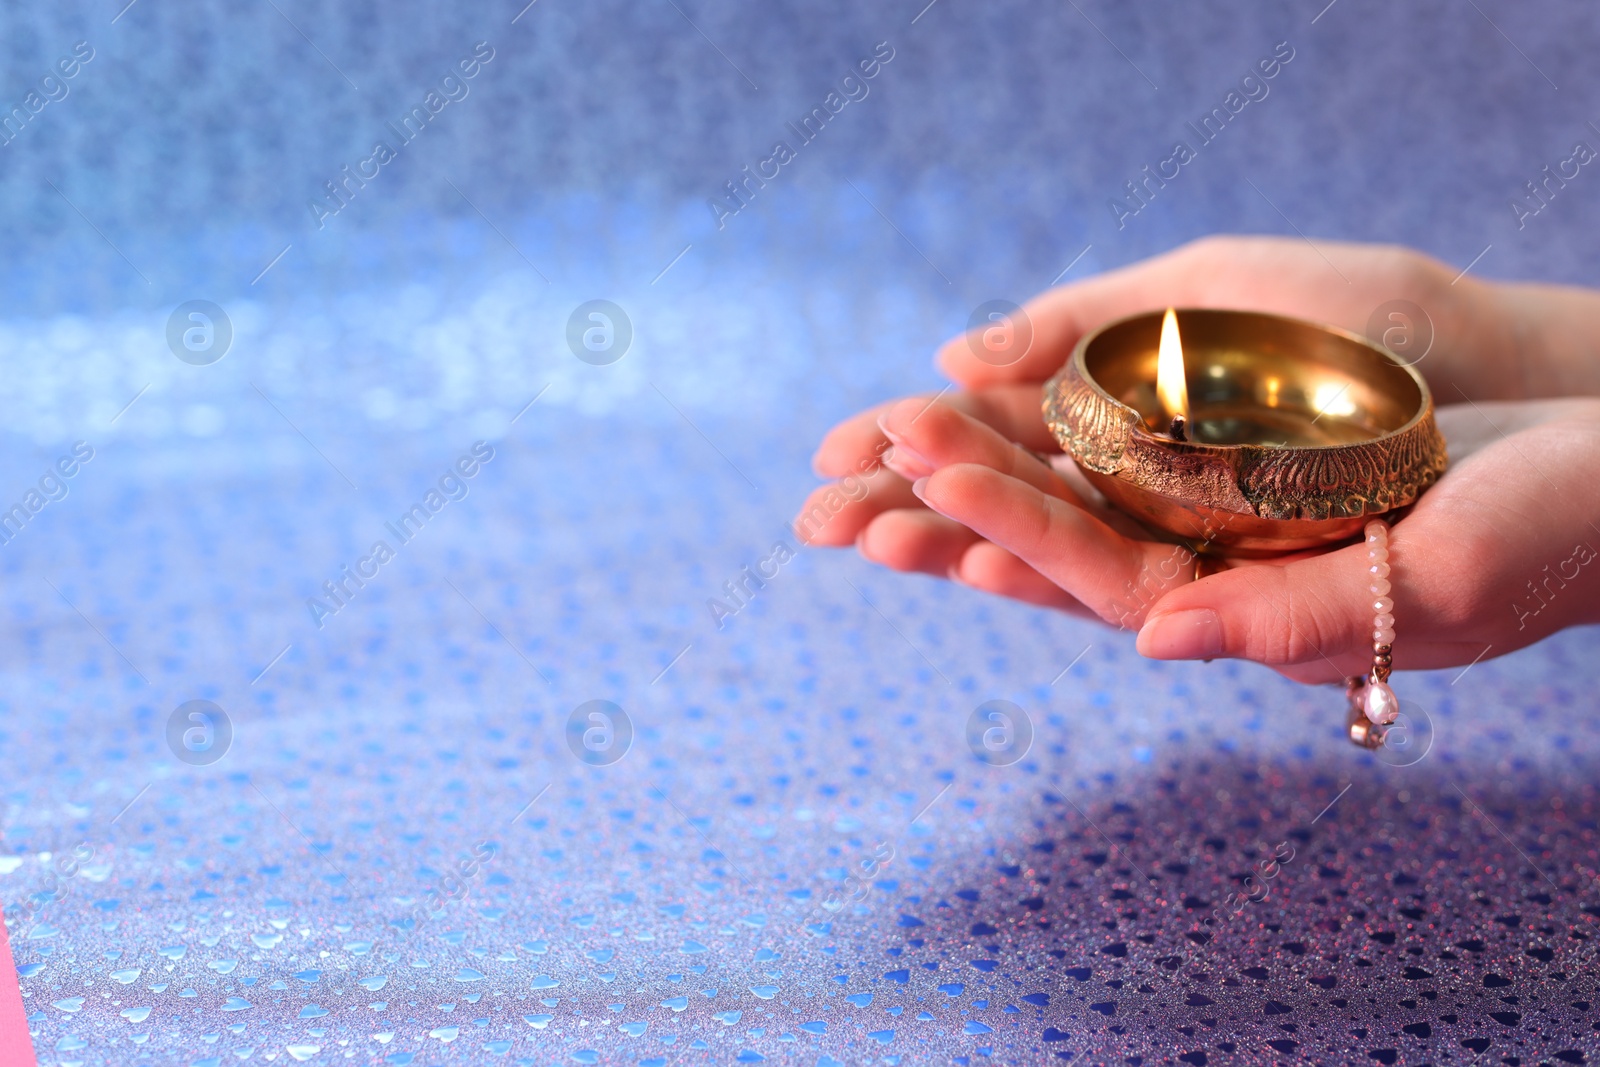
[1042,308,1449,746]
[1043,308,1447,554]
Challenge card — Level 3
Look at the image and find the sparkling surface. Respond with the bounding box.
[3,2,1600,1065]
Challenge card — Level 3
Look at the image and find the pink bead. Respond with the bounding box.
[1366,519,1396,650]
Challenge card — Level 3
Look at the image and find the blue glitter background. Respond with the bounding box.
[3,1,1600,1065]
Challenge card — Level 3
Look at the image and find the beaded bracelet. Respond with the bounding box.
[1347,518,1400,748]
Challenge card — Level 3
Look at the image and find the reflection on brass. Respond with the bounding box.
[1042,308,1449,556]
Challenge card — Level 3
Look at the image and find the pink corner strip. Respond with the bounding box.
[0,905,38,1067]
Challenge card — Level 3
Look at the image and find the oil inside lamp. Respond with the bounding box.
[1137,308,1380,448]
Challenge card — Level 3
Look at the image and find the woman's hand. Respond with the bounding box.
[885,393,1600,683]
[797,236,1600,679]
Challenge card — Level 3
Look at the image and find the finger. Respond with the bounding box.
[1136,542,1376,676]
[915,463,1192,626]
[812,385,1062,479]
[810,396,906,480]
[877,397,1085,504]
[793,468,920,547]
[952,540,1100,619]
[857,505,1100,619]
[1436,396,1600,464]
[856,509,982,576]
[876,397,1158,541]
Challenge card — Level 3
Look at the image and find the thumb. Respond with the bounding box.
[936,252,1195,389]
[1135,543,1378,678]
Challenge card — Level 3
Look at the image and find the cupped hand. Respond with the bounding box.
[889,393,1600,683]
[797,235,1600,680]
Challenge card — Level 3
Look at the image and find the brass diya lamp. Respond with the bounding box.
[1042,308,1448,557]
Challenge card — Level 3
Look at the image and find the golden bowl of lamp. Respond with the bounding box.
[1042,308,1449,557]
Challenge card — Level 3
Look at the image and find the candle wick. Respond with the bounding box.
[1167,413,1188,443]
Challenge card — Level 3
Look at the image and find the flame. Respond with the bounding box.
[1156,307,1189,421]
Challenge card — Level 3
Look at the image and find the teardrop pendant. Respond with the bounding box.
[1363,678,1399,725]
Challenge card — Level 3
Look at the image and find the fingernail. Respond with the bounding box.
[910,476,930,502]
[877,422,935,474]
[882,446,934,481]
[1138,609,1223,660]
